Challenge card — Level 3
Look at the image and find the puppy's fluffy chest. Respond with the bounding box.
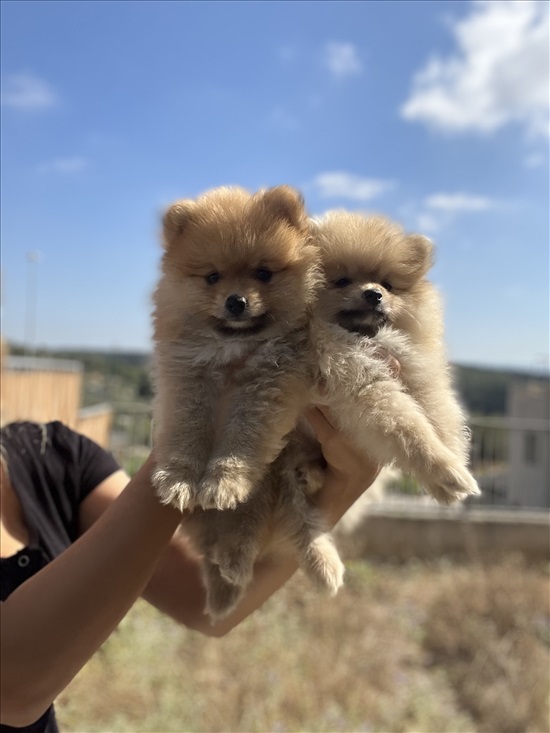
[163,327,311,379]
[312,321,425,401]
[190,338,259,368]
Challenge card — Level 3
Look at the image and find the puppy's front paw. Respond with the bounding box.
[197,458,253,510]
[152,460,199,510]
[303,535,345,595]
[427,462,480,505]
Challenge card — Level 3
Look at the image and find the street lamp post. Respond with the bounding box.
[24,250,40,358]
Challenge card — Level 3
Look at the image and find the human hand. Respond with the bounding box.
[302,348,400,523]
[302,406,379,525]
[303,406,378,484]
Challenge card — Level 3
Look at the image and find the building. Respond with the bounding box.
[507,381,550,508]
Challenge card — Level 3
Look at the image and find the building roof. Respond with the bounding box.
[5,355,83,373]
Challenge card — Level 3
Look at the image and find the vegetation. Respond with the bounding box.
[453,364,548,416]
[56,556,549,733]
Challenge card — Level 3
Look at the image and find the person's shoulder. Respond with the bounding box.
[1,420,79,454]
[1,419,66,434]
[0,420,48,443]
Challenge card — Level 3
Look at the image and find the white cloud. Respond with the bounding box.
[425,193,497,212]
[401,0,549,138]
[310,172,395,201]
[1,72,58,110]
[324,42,362,79]
[415,212,441,234]
[400,191,501,234]
[37,157,89,175]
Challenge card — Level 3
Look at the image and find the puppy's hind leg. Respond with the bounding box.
[211,531,261,589]
[202,559,245,622]
[282,489,345,595]
[301,531,345,596]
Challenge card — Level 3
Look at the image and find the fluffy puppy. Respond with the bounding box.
[184,420,345,620]
[310,211,480,504]
[151,185,320,511]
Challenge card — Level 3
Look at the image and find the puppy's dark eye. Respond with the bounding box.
[205,272,220,285]
[334,277,352,288]
[382,281,393,292]
[255,268,272,283]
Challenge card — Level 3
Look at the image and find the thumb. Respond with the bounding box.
[303,406,337,444]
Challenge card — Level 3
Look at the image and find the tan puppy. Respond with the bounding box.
[310,211,480,504]
[151,185,320,511]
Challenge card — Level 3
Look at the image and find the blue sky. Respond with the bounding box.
[1,0,548,371]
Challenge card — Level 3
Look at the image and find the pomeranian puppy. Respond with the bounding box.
[184,420,345,620]
[151,185,321,512]
[310,211,480,505]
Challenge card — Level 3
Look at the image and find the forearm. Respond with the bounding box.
[0,457,181,726]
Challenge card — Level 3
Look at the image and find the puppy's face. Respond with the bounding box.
[312,213,434,337]
[154,186,320,342]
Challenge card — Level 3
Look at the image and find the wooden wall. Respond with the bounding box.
[1,366,113,448]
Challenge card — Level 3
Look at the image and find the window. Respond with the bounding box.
[524,432,538,465]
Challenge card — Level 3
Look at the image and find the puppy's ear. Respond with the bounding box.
[255,185,308,231]
[405,234,434,278]
[162,200,197,247]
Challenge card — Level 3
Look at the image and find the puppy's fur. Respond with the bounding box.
[184,420,344,620]
[310,211,480,504]
[151,185,320,511]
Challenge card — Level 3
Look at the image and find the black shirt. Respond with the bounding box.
[1,421,120,733]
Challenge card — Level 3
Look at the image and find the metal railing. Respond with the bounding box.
[108,407,550,509]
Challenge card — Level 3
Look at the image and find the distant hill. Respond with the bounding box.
[7,343,549,416]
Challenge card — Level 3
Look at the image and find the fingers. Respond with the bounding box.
[303,406,337,443]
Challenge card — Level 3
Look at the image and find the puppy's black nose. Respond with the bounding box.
[225,294,248,316]
[363,288,383,306]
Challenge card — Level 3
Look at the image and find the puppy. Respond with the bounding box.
[184,420,345,620]
[310,211,480,505]
[151,185,320,512]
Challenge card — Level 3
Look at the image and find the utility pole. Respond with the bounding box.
[24,250,40,358]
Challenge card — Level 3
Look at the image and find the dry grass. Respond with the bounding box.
[423,558,549,733]
[56,556,549,733]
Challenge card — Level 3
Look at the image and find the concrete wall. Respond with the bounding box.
[338,505,550,562]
